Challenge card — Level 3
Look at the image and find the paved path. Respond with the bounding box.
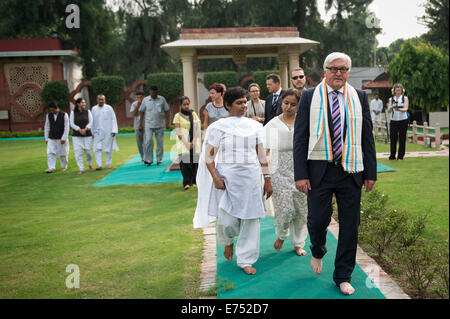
[199,218,409,299]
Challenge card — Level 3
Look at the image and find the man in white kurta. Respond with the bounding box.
[370,94,383,126]
[91,95,119,169]
[44,103,70,173]
[194,116,267,272]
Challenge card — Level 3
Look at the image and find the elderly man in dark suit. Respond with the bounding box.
[263,74,284,126]
[293,52,377,295]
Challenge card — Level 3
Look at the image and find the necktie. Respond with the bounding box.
[272,94,278,107]
[331,90,342,162]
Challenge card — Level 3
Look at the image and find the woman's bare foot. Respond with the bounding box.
[294,247,307,256]
[310,256,323,274]
[339,282,355,295]
[89,165,93,170]
[224,244,233,260]
[273,238,284,251]
[242,266,257,275]
[78,170,84,175]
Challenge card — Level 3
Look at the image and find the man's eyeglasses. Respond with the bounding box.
[326,67,349,74]
[291,75,305,80]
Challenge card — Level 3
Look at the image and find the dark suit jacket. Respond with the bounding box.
[263,90,284,126]
[293,86,377,188]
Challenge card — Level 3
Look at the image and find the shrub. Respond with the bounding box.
[252,70,278,99]
[41,81,69,109]
[395,239,437,298]
[203,71,238,90]
[91,75,125,107]
[147,73,183,102]
[433,240,449,299]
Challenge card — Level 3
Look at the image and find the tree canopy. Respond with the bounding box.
[389,40,449,113]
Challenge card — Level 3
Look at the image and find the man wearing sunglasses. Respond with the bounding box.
[290,67,307,98]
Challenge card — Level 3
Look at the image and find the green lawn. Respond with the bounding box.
[0,134,203,298]
[375,156,449,242]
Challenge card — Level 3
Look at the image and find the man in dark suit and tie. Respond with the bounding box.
[293,52,377,295]
[263,74,284,126]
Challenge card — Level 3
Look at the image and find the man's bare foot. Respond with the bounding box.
[273,238,284,251]
[61,167,67,172]
[310,256,323,274]
[224,244,233,261]
[242,266,257,275]
[78,171,84,175]
[339,282,355,295]
[45,169,54,174]
[294,247,307,256]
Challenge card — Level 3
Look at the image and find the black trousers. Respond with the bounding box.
[307,163,361,286]
[179,153,198,187]
[390,119,408,159]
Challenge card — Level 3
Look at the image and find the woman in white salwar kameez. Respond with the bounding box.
[194,87,273,275]
[264,89,308,256]
[70,98,93,174]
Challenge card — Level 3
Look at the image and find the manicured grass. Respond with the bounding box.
[375,156,449,242]
[0,134,203,298]
[374,140,439,153]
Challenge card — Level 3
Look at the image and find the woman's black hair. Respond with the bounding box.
[281,88,299,102]
[179,95,190,104]
[74,97,85,113]
[223,87,247,111]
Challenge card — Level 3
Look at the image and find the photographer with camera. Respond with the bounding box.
[387,83,409,160]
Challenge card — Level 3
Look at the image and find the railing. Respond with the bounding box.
[372,120,441,148]
[409,121,441,148]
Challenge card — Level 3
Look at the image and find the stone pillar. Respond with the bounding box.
[278,50,289,90]
[180,48,198,113]
[288,50,300,73]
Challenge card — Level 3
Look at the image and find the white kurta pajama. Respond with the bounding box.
[194,116,266,269]
[44,112,70,171]
[264,116,308,248]
[70,110,93,172]
[91,104,119,168]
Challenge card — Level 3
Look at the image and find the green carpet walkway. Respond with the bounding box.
[217,216,386,299]
[92,153,182,186]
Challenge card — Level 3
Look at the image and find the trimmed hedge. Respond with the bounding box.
[252,70,279,99]
[147,73,183,102]
[41,81,69,109]
[91,75,125,107]
[203,71,238,90]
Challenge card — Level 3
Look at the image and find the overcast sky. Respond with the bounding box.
[317,0,430,47]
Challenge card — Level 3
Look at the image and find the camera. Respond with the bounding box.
[393,101,401,108]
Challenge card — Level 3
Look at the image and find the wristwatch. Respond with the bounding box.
[263,174,271,179]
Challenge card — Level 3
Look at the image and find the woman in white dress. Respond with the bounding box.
[264,89,308,256]
[194,87,273,275]
[70,98,93,174]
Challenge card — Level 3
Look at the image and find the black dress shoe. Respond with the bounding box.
[157,161,162,165]
[388,157,396,160]
[145,161,152,166]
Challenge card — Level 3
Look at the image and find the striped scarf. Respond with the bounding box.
[308,79,364,173]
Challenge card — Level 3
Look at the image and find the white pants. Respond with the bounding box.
[47,139,69,170]
[72,136,93,171]
[95,150,112,168]
[47,154,68,171]
[272,191,308,248]
[217,209,260,268]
